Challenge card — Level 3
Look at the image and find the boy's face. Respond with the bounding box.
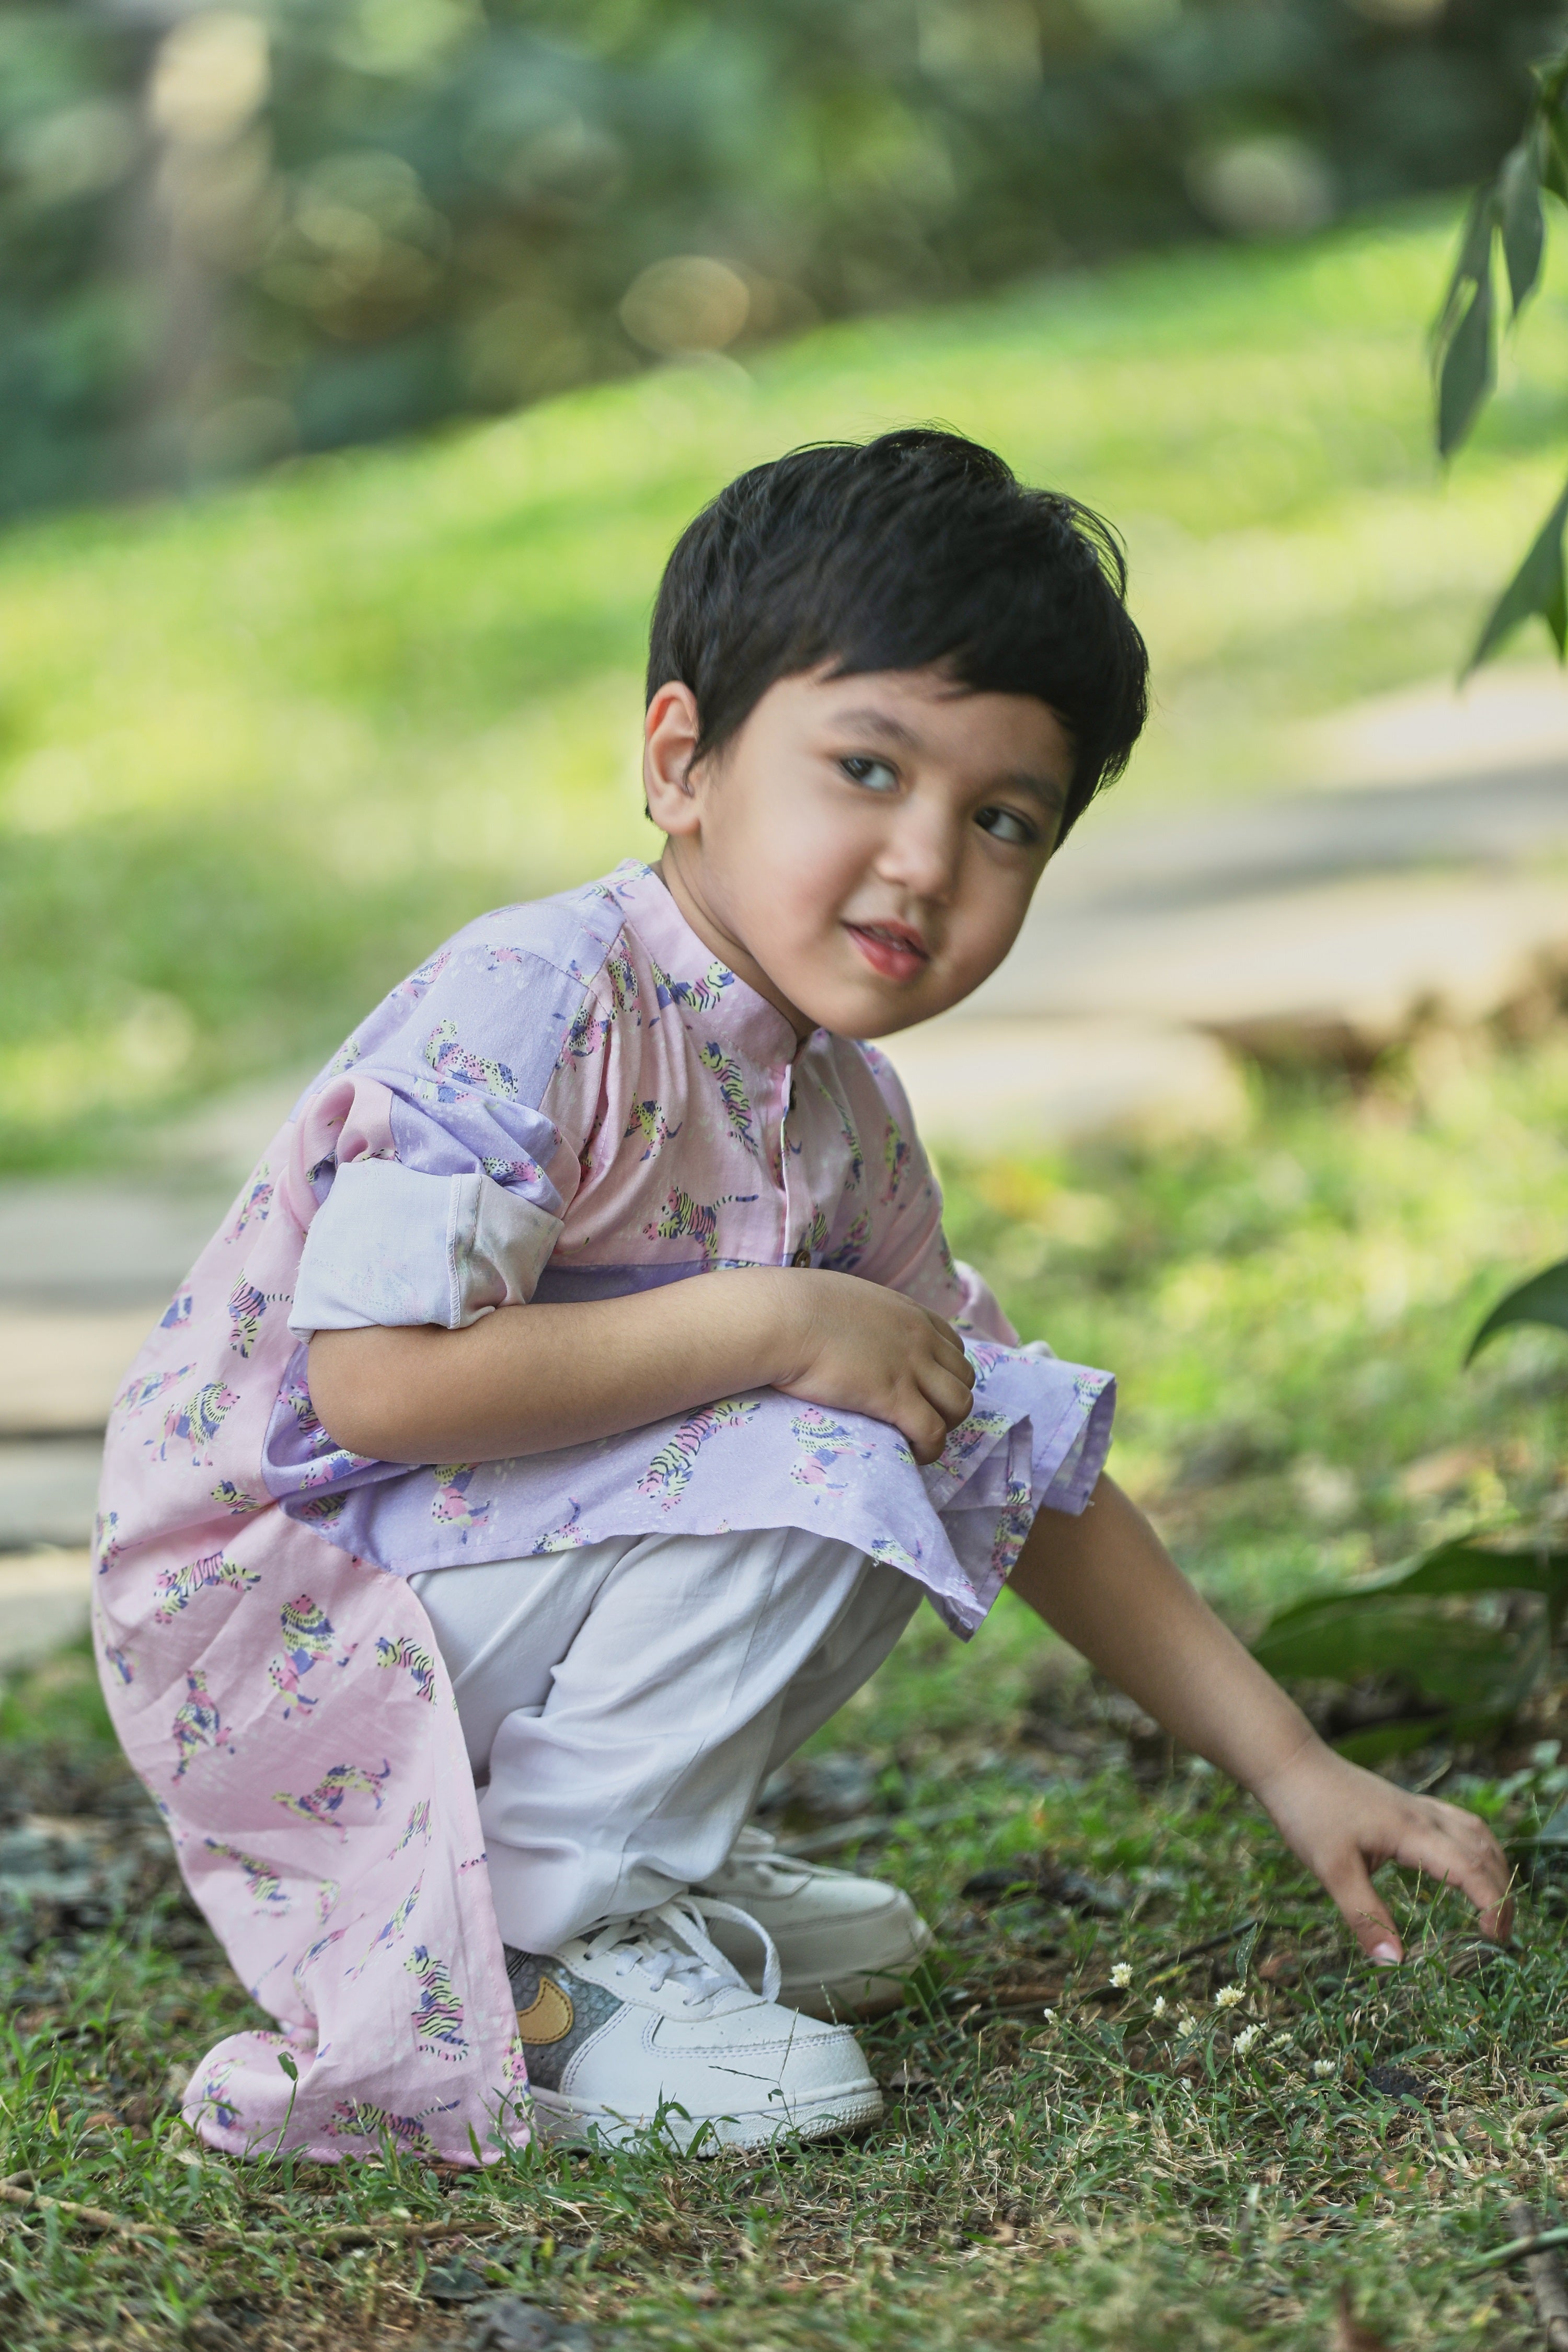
[644,665,1073,1040]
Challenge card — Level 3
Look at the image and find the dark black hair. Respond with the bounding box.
[647,427,1149,841]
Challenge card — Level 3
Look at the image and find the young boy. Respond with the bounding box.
[96,430,1510,2161]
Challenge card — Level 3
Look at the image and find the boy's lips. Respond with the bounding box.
[844,921,931,983]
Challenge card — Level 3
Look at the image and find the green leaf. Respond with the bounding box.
[1258,1538,1568,1632]
[1438,264,1494,457]
[1500,140,1547,313]
[1251,1592,1524,1701]
[1249,1536,1568,1755]
[1432,192,1494,356]
[1546,110,1568,204]
[1467,476,1568,672]
[1467,1254,1568,1359]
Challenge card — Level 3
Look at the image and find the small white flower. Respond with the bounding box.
[1272,2031,1293,2049]
[1232,2024,1263,2057]
[1110,1962,1133,1990]
[1176,2013,1200,2038]
[1313,2058,1336,2078]
[1215,1984,1246,2010]
[1039,2007,1055,2023]
[1151,1996,1169,2019]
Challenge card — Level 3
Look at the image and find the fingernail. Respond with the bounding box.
[1369,1940,1400,1967]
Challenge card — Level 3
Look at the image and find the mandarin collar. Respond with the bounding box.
[606,859,803,1070]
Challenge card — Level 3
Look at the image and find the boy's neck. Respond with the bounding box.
[653,847,815,1047]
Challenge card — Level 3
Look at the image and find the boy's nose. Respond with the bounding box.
[876,808,962,903]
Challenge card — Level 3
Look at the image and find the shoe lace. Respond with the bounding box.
[583,1895,782,2007]
[711,1823,809,1896]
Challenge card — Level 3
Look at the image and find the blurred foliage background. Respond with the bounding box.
[8,207,1568,1167]
[1,0,1556,514]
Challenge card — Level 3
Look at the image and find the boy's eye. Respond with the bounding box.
[975,804,1037,847]
[839,755,900,793]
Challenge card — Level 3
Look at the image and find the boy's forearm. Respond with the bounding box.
[308,1267,801,1463]
[1009,1474,1320,1800]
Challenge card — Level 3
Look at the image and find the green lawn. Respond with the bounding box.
[7,199,1568,1167]
[6,1037,1568,2349]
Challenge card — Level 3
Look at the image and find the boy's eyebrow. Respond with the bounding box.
[827,706,927,750]
[996,768,1067,811]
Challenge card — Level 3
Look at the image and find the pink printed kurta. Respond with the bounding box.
[95,860,1114,2161]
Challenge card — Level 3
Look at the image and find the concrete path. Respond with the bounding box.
[3,671,1567,1625]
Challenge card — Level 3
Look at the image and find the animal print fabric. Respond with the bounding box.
[94,859,1114,2164]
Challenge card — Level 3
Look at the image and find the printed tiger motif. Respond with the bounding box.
[822,1208,873,1273]
[171,1669,230,1779]
[555,998,607,1069]
[160,1289,193,1330]
[393,1797,432,1853]
[203,1839,291,1913]
[224,1171,273,1243]
[115,1364,192,1422]
[989,1474,1036,1583]
[375,1634,438,1702]
[480,1150,544,1184]
[653,958,734,1014]
[637,1398,759,1508]
[811,1071,866,1187]
[529,1502,587,1553]
[268,1595,352,1715]
[643,1183,757,1264]
[405,1945,468,2062]
[351,1873,424,1976]
[881,1119,912,1203]
[421,1016,518,1100]
[325,2097,459,2151]
[430,1464,491,1535]
[212,1480,264,1515]
[188,2061,241,2134]
[935,1410,1012,1482]
[869,1535,923,1578]
[390,948,451,1002]
[273,1760,393,1834]
[696,1042,757,1154]
[154,1549,261,1624]
[93,1507,124,1574]
[788,1404,874,1491]
[604,944,640,1017]
[623,1101,681,1161]
[159,1381,240,1467]
[226,1279,271,1358]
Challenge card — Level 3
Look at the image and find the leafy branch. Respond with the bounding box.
[1435,44,1568,672]
[1252,1255,1568,1762]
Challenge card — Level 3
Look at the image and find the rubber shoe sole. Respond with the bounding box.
[527,2076,884,2152]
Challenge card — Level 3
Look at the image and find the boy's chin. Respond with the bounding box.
[800,977,954,1041]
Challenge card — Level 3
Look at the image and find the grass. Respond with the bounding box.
[7,1032,1568,2348]
[9,197,1568,1166]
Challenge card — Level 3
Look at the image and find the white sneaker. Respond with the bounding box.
[505,1895,882,2152]
[696,1825,934,2020]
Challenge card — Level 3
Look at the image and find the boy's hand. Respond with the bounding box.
[1253,1736,1514,1962]
[771,1270,975,1465]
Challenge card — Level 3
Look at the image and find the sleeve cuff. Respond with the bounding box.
[289,1158,561,1336]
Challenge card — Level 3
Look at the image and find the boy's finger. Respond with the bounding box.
[918,1365,981,1429]
[1394,1818,1513,1939]
[1320,1853,1403,1965]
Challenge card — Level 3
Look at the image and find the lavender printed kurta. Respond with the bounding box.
[95,859,1114,2163]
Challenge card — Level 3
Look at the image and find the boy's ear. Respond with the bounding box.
[643,682,704,835]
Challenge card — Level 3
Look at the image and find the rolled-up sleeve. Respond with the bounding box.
[290,1159,562,1336]
[284,917,613,1341]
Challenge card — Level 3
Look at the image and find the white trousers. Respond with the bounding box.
[410,1527,922,1954]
